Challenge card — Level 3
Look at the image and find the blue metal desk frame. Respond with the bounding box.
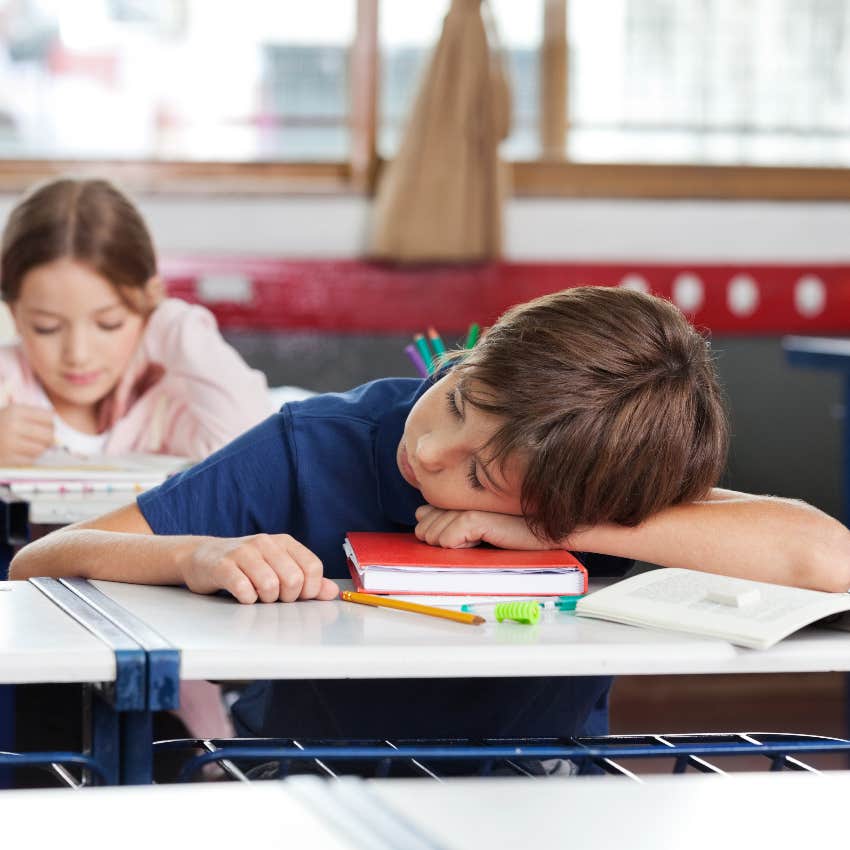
[0,490,181,786]
[0,576,181,787]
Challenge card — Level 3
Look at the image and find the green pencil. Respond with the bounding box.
[427,326,446,364]
[413,333,434,374]
[464,323,480,349]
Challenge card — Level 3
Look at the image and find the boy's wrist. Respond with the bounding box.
[171,535,205,585]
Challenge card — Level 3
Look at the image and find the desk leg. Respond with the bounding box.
[87,690,153,786]
[0,685,13,789]
[88,686,120,786]
[120,711,153,785]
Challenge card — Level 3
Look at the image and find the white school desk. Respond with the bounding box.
[0,579,175,786]
[363,770,850,849]
[2,771,848,850]
[90,578,850,679]
[0,581,115,686]
[0,781,359,850]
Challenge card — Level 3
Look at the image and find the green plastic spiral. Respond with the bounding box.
[494,600,541,625]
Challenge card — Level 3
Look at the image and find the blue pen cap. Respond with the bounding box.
[555,594,584,611]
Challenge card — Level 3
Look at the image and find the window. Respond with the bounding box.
[1,0,849,197]
[0,0,355,161]
[379,0,543,159]
[568,0,850,166]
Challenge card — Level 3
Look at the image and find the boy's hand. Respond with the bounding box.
[0,404,54,465]
[183,533,339,604]
[415,505,558,551]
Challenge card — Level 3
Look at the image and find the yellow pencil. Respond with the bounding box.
[340,590,485,626]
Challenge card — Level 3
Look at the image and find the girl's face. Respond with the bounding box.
[398,370,527,515]
[11,257,152,417]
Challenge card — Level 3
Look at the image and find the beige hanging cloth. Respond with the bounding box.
[369,0,511,263]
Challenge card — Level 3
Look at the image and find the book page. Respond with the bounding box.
[576,568,850,649]
[0,450,191,490]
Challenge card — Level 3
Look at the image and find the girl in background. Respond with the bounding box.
[0,176,274,741]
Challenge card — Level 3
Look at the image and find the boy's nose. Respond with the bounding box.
[415,432,458,472]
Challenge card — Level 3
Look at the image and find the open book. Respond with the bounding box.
[344,532,588,595]
[0,449,191,493]
[576,568,850,650]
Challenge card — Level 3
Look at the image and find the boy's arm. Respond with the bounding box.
[414,489,850,592]
[9,503,338,604]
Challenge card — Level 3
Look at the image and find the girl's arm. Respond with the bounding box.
[119,300,271,455]
[414,489,850,592]
[150,300,271,450]
[9,503,338,604]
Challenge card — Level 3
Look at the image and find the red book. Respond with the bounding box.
[343,532,587,596]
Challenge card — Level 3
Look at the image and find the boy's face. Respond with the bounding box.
[398,371,525,515]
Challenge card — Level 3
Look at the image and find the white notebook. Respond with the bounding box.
[576,567,850,650]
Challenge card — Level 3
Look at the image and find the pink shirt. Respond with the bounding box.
[0,298,273,459]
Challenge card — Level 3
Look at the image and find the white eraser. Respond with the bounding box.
[706,587,761,608]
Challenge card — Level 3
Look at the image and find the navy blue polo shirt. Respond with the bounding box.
[139,378,627,742]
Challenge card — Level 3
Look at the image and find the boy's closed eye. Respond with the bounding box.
[446,389,485,490]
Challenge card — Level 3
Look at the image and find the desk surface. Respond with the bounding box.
[368,770,850,849]
[2,771,848,849]
[0,781,356,850]
[90,579,850,680]
[0,581,115,684]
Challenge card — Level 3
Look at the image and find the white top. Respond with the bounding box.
[2,771,848,849]
[0,782,356,850]
[368,770,850,850]
[89,579,850,680]
[0,581,115,684]
[53,414,110,456]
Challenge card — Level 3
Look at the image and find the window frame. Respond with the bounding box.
[0,0,848,201]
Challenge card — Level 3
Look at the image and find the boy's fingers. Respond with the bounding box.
[415,504,439,522]
[420,510,463,546]
[235,547,284,603]
[268,534,324,600]
[317,578,340,600]
[414,506,448,541]
[216,563,259,605]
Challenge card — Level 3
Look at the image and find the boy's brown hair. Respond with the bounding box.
[1,177,157,312]
[451,286,729,541]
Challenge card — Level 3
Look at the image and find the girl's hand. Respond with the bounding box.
[414,505,559,551]
[0,404,54,465]
[182,533,339,604]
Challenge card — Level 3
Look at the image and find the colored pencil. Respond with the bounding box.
[341,590,485,626]
[413,333,435,374]
[404,343,430,379]
[464,323,480,349]
[427,326,447,362]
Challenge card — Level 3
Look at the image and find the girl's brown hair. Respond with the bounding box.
[451,286,729,542]
[1,177,157,310]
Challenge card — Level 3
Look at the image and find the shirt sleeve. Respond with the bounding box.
[137,411,295,538]
[142,299,272,457]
